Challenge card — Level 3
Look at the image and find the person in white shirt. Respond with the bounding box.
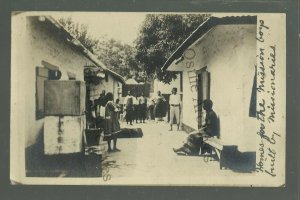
[138,93,147,123]
[147,97,155,120]
[169,87,181,131]
[133,95,139,123]
[123,91,134,125]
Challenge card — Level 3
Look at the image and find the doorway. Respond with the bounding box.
[197,67,210,129]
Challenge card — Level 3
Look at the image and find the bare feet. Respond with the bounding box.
[107,149,113,153]
[113,148,121,152]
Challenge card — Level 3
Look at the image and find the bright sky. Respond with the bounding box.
[49,12,245,45]
[52,12,147,45]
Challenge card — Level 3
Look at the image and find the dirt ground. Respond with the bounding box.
[100,120,254,185]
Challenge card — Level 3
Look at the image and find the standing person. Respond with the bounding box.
[138,93,147,123]
[124,90,134,125]
[133,95,139,123]
[104,92,121,153]
[154,91,166,122]
[147,98,155,120]
[169,87,181,131]
[95,90,106,108]
[115,98,122,120]
[173,99,218,155]
[85,99,95,128]
[94,90,106,128]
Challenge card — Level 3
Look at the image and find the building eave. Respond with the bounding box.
[162,16,257,71]
[43,16,125,85]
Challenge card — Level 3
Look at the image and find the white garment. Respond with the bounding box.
[133,97,139,105]
[99,106,106,118]
[169,94,181,105]
[138,96,146,104]
[170,106,180,125]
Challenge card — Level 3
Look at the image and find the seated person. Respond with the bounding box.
[173,99,218,156]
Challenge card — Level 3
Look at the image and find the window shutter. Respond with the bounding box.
[36,67,49,119]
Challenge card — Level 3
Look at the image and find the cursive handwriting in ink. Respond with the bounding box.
[256,140,266,173]
[257,99,266,122]
[257,20,269,43]
[257,48,266,93]
[267,45,276,123]
[265,148,276,177]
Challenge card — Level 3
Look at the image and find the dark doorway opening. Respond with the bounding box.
[197,67,210,129]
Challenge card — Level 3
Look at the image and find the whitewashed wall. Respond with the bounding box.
[11,16,94,148]
[170,24,257,152]
[89,73,122,101]
[153,77,181,95]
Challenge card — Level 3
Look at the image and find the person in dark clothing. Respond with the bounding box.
[154,91,167,121]
[94,90,106,128]
[173,99,218,155]
[95,90,106,107]
[85,99,95,128]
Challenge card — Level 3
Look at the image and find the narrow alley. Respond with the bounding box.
[101,121,253,185]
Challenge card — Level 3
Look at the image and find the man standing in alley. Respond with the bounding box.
[169,87,181,131]
[138,92,147,123]
[124,90,134,125]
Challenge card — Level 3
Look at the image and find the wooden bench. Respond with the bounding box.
[202,137,238,170]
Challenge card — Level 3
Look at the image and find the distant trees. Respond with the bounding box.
[94,38,143,80]
[58,17,142,80]
[59,14,210,83]
[135,14,210,83]
[58,17,99,53]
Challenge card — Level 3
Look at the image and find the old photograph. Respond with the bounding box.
[10,12,286,186]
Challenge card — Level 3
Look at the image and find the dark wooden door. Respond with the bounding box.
[197,70,210,129]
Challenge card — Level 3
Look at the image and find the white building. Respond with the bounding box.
[11,14,124,179]
[163,16,257,152]
[153,76,182,96]
[86,59,125,102]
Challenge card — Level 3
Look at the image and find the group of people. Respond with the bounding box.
[86,88,218,157]
[86,90,121,153]
[122,88,181,128]
[123,91,147,125]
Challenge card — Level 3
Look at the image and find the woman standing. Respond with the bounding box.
[154,91,166,122]
[147,98,155,120]
[104,92,121,153]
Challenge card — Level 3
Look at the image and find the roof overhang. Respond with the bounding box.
[162,16,257,71]
[39,16,125,85]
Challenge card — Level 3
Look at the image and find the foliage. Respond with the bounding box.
[58,17,143,81]
[135,14,210,83]
[58,17,99,53]
[94,38,143,80]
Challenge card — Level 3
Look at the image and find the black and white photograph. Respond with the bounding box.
[10,12,286,186]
